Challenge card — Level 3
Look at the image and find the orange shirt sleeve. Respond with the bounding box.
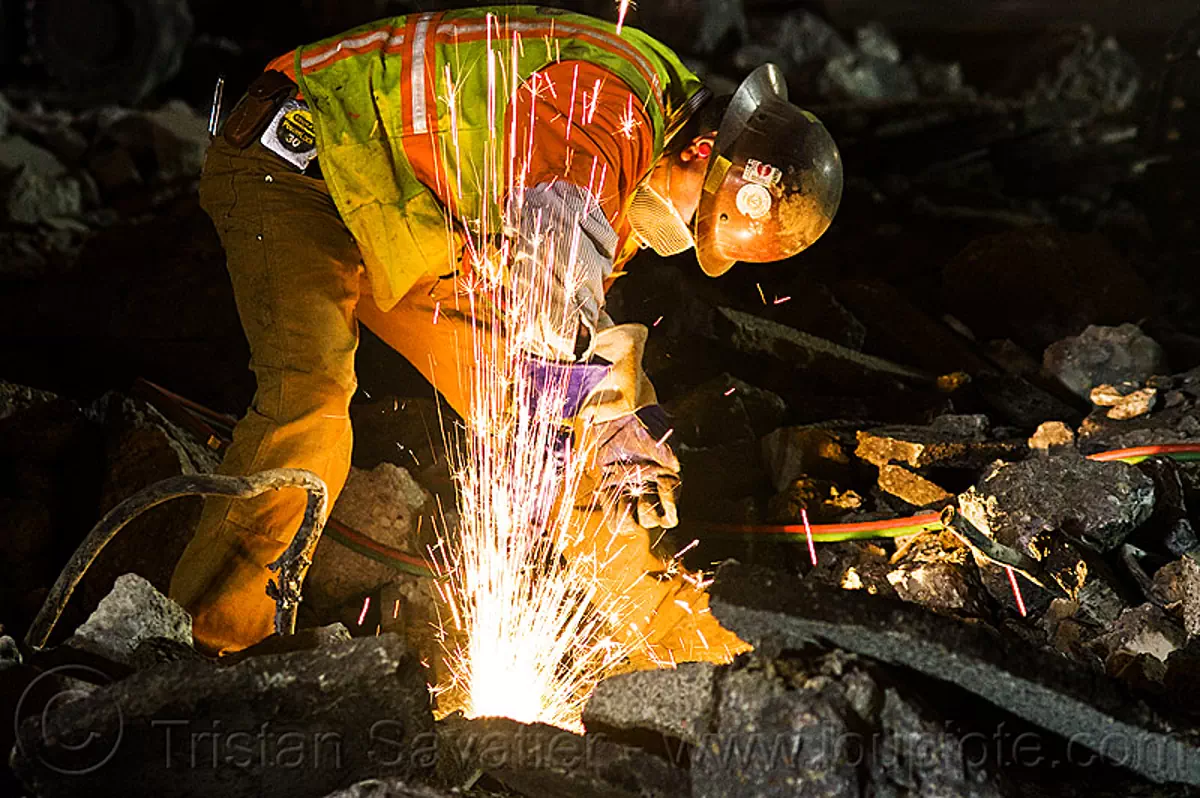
[510,60,655,227]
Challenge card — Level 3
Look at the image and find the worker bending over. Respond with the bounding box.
[170,6,843,665]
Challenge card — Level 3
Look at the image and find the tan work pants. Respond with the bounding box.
[170,136,747,666]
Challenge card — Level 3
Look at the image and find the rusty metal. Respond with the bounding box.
[25,468,328,651]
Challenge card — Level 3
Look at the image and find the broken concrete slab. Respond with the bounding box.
[710,562,1200,786]
[218,623,353,666]
[1135,457,1200,558]
[855,422,1024,470]
[438,714,688,798]
[78,393,219,615]
[0,380,58,421]
[760,424,857,492]
[583,662,716,744]
[1025,26,1140,124]
[1029,420,1075,451]
[877,463,952,508]
[887,531,987,615]
[306,463,434,613]
[65,573,192,668]
[1161,556,1200,639]
[976,558,1056,619]
[1090,604,1186,670]
[1044,324,1167,400]
[13,634,435,798]
[0,634,20,670]
[1091,383,1158,420]
[958,452,1154,554]
[0,135,83,224]
[766,477,863,524]
[971,370,1084,430]
[664,373,786,449]
[873,685,1002,796]
[715,306,933,389]
[832,279,993,376]
[379,576,445,685]
[692,659,862,798]
[810,541,898,599]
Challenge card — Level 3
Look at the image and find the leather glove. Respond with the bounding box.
[509,181,617,359]
[590,406,680,530]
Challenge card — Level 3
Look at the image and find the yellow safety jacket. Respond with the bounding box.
[292,6,701,310]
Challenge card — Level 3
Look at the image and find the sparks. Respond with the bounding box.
[427,36,645,728]
[723,386,736,396]
[773,295,791,305]
[801,508,818,567]
[652,315,663,327]
[1005,566,1027,617]
[433,300,441,325]
[618,94,639,138]
[566,63,580,143]
[756,283,767,304]
[615,0,633,34]
[357,596,371,626]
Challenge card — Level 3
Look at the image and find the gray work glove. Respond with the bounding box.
[591,407,680,530]
[510,181,617,359]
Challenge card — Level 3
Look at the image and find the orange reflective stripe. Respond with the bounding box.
[265,50,298,82]
[405,13,451,206]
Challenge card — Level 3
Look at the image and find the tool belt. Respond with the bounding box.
[222,70,319,175]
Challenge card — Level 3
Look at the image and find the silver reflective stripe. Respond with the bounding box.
[433,20,658,97]
[411,15,433,134]
[300,30,404,70]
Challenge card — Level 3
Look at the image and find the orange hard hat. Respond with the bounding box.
[694,64,843,277]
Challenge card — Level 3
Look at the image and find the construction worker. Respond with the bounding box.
[170,6,843,665]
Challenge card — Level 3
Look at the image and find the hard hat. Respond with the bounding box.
[694,64,843,277]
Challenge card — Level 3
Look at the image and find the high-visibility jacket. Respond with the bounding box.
[281,6,702,310]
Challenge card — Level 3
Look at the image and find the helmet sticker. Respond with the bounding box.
[736,183,772,219]
[743,158,782,187]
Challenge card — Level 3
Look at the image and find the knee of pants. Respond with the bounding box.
[251,366,357,428]
[217,370,356,539]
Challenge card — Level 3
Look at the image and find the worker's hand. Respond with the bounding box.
[510,181,617,359]
[590,408,680,530]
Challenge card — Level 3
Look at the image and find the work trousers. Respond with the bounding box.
[170,135,749,667]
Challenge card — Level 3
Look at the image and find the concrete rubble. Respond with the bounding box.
[438,714,689,798]
[65,573,192,668]
[710,562,1200,788]
[13,634,436,798]
[5,7,1200,798]
[582,662,716,744]
[1043,324,1167,400]
[957,453,1155,554]
[305,462,435,615]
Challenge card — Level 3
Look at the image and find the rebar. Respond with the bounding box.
[25,468,328,651]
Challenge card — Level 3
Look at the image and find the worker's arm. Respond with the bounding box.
[509,62,679,529]
[507,60,654,358]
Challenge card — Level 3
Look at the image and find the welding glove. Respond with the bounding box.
[509,181,618,360]
[572,323,680,529]
[590,406,681,530]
